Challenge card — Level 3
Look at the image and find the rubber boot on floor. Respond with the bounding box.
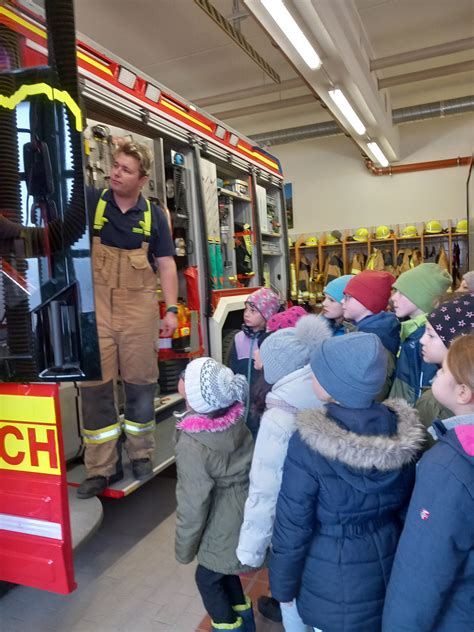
[232,596,256,632]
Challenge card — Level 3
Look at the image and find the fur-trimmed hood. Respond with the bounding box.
[176,402,248,453]
[297,398,425,472]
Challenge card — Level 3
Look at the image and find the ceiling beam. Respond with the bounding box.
[194,0,281,84]
[371,37,474,71]
[213,94,319,119]
[195,77,305,108]
[378,60,474,89]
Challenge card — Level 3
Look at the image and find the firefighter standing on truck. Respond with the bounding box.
[77,140,178,499]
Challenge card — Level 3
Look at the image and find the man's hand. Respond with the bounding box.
[161,311,178,337]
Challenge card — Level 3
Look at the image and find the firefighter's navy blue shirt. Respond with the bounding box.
[86,188,175,262]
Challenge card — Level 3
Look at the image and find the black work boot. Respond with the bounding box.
[76,476,108,499]
[257,596,282,623]
[76,468,124,499]
[132,458,153,480]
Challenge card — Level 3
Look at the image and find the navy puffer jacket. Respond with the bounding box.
[269,399,425,632]
[383,418,474,631]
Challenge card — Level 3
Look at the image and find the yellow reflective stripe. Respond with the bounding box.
[237,143,279,171]
[0,9,112,78]
[161,99,213,132]
[0,394,55,424]
[144,198,151,236]
[77,50,113,77]
[123,419,155,435]
[93,190,108,231]
[83,422,121,445]
[211,618,243,630]
[0,6,46,40]
[232,596,252,612]
[137,199,151,236]
[0,83,82,132]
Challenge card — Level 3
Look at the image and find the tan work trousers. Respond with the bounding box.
[80,237,159,477]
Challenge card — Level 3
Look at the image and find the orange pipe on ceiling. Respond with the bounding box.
[365,155,472,176]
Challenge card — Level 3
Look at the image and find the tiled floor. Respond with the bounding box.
[0,468,283,632]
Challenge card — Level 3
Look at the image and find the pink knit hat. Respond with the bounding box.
[246,287,281,321]
[266,306,307,332]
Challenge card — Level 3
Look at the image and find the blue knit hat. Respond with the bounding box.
[310,332,387,408]
[324,275,354,303]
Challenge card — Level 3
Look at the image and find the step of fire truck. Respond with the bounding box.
[67,392,185,498]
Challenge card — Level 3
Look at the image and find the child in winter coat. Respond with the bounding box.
[237,315,331,630]
[342,270,400,353]
[383,334,474,632]
[174,357,255,632]
[269,333,425,632]
[321,274,353,336]
[343,270,400,398]
[457,269,474,292]
[266,305,307,332]
[228,287,281,438]
[250,306,308,435]
[390,263,452,404]
[417,292,474,433]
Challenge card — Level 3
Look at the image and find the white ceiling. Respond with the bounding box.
[73,0,474,137]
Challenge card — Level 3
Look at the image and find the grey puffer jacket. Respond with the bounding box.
[174,402,254,574]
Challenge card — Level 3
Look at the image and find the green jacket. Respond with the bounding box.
[415,388,453,448]
[175,403,254,574]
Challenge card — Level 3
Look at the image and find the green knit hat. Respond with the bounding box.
[393,263,452,313]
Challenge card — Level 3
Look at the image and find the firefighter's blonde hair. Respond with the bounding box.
[114,140,152,177]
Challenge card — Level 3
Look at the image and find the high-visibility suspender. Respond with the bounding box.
[93,189,152,238]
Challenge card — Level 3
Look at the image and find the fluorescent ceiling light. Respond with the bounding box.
[367,141,389,167]
[261,0,321,70]
[328,89,366,135]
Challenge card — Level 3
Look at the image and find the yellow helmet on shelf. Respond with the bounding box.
[353,227,369,242]
[305,236,318,246]
[401,225,418,238]
[425,220,442,234]
[454,219,468,233]
[375,225,391,240]
[325,233,340,245]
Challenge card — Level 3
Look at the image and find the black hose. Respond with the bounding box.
[19,0,87,256]
[0,25,37,379]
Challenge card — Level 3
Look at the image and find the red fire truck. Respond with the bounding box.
[0,0,289,593]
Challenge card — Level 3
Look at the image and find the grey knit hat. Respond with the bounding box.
[463,271,474,292]
[310,332,387,408]
[184,357,248,414]
[260,315,332,385]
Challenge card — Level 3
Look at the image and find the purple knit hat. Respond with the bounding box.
[266,306,307,332]
[246,288,281,322]
[427,293,474,346]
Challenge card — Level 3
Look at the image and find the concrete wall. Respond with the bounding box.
[271,114,473,236]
